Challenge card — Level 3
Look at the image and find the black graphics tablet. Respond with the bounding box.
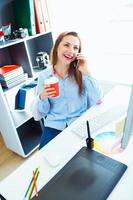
[32,147,127,200]
[0,194,6,200]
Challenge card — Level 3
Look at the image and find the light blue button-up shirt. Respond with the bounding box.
[36,66,103,130]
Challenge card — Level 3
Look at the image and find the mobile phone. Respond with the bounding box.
[71,59,79,69]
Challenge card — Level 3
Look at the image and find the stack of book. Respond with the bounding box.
[0,65,28,89]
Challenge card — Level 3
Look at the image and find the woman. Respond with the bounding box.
[32,31,103,149]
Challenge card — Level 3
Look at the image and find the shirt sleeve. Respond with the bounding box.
[34,70,51,116]
[83,75,104,107]
[38,97,50,115]
[30,96,42,121]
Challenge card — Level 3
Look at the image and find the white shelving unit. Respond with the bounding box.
[0,0,53,157]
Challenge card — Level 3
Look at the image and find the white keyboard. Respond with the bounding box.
[71,105,127,139]
[101,82,117,95]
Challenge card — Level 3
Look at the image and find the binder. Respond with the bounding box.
[32,147,127,200]
[1,73,28,89]
[34,0,46,33]
[0,65,23,78]
[41,0,51,31]
[13,0,36,36]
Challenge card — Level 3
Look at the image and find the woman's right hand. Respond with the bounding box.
[39,85,56,100]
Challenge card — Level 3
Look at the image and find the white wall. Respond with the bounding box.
[47,0,133,85]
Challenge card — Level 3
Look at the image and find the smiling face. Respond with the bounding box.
[57,35,80,66]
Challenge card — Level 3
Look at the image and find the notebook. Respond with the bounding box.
[32,147,127,200]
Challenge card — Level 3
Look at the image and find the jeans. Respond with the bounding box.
[39,127,61,149]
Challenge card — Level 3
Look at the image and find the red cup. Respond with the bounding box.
[45,77,59,97]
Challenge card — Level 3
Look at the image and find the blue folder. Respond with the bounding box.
[15,81,37,110]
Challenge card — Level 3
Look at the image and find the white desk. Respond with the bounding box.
[0,85,133,200]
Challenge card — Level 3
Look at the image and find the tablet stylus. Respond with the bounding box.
[86,120,94,150]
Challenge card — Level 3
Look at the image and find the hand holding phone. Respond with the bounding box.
[72,59,80,69]
[72,53,91,75]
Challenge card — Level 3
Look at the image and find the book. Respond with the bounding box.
[34,0,46,33]
[0,65,23,77]
[1,73,28,89]
[0,73,28,86]
[0,67,24,82]
[13,0,36,36]
[0,70,24,81]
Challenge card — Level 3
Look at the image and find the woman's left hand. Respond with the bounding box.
[76,53,91,76]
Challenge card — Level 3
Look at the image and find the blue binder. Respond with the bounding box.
[15,82,37,110]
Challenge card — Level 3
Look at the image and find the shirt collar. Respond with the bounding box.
[52,65,69,80]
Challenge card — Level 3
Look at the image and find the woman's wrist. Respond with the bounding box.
[39,93,48,101]
[39,93,45,100]
[39,94,42,100]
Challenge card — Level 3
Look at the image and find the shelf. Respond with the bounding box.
[27,32,53,67]
[0,0,53,157]
[0,31,52,49]
[0,38,25,49]
[0,32,53,157]
[17,118,43,155]
[10,110,32,128]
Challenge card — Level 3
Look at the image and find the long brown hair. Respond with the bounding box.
[50,31,83,95]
